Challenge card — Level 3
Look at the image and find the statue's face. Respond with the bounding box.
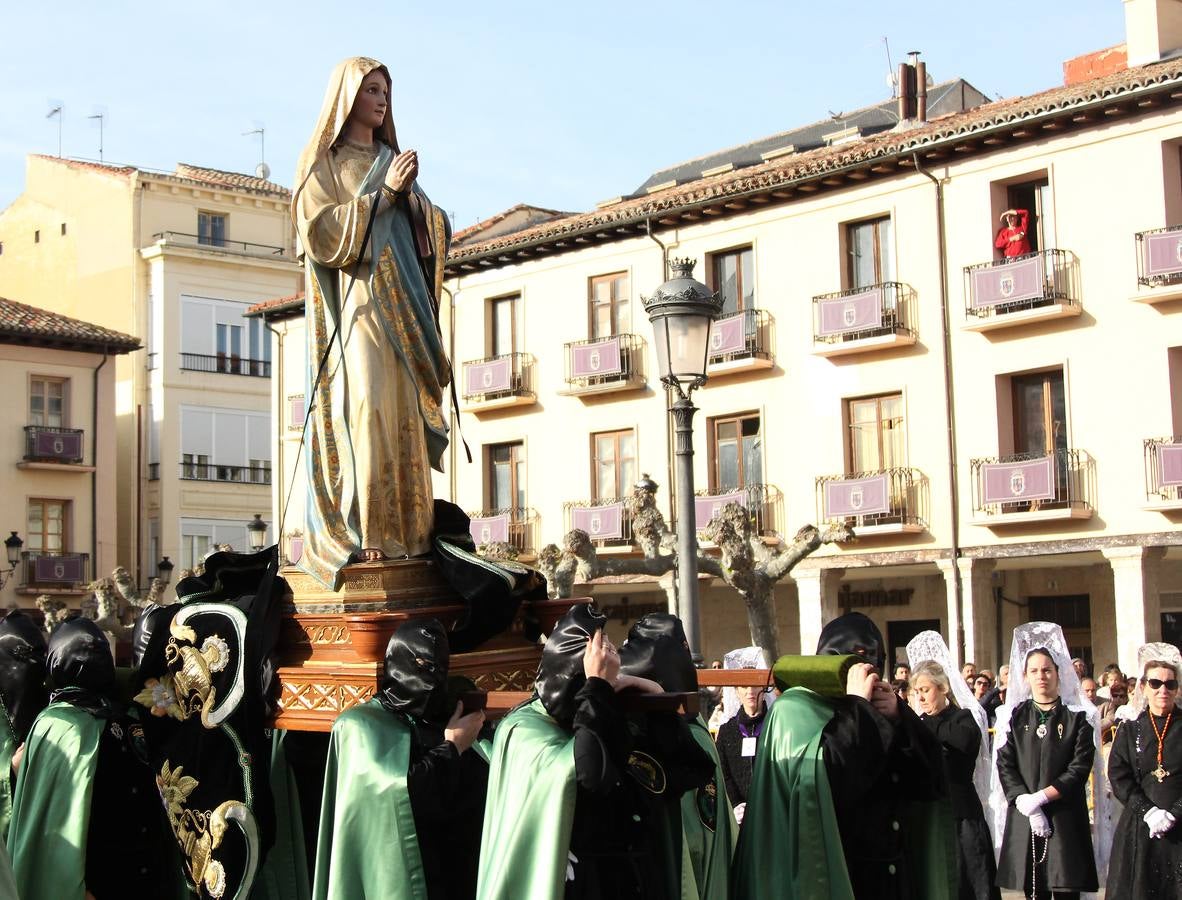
[349,70,388,133]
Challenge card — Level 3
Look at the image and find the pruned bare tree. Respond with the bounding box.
[536,478,852,662]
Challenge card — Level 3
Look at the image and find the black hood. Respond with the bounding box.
[377,618,450,721]
[535,602,606,729]
[619,613,697,695]
[47,616,116,696]
[131,602,181,675]
[816,612,885,673]
[0,610,49,742]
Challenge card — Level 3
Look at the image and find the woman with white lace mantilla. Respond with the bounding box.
[1105,642,1182,899]
[991,622,1108,900]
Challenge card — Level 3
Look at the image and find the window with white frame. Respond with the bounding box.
[29,376,67,427]
[179,518,256,570]
[180,295,270,375]
[180,406,270,482]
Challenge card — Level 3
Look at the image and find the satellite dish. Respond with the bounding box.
[255,162,271,180]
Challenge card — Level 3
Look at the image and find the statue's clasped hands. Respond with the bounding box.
[385,149,418,195]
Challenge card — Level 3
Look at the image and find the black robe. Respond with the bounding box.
[921,705,1000,900]
[716,705,765,806]
[1105,708,1182,900]
[995,700,1098,892]
[566,677,713,900]
[406,719,490,900]
[821,695,947,900]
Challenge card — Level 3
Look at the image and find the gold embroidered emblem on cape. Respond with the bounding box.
[157,760,247,899]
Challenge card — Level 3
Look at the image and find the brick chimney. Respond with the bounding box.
[1125,0,1182,66]
[1063,44,1128,85]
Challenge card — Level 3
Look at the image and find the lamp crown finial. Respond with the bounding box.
[669,257,696,278]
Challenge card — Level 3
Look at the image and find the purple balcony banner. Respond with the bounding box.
[469,513,511,545]
[970,255,1046,308]
[571,337,623,378]
[34,554,85,583]
[288,536,304,564]
[289,395,306,430]
[823,474,891,518]
[709,314,747,356]
[694,491,747,526]
[572,503,624,540]
[465,358,513,395]
[981,456,1055,504]
[1159,443,1182,487]
[1144,231,1182,279]
[31,429,83,461]
[817,288,882,336]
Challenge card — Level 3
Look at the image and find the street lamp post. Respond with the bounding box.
[1,532,23,590]
[156,556,174,587]
[642,258,723,658]
[247,514,268,552]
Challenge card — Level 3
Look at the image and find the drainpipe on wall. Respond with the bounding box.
[92,348,109,581]
[645,218,678,528]
[913,152,966,663]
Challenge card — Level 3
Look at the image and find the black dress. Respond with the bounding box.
[716,705,766,806]
[921,705,1000,900]
[995,700,1098,896]
[406,720,490,900]
[821,695,947,900]
[1105,708,1182,900]
[566,677,713,900]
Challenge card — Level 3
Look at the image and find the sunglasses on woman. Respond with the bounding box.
[1146,678,1179,691]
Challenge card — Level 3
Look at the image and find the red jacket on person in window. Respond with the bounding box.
[995,208,1031,258]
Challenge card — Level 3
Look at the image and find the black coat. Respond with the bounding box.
[995,700,1098,892]
[1105,709,1182,900]
[716,706,766,806]
[822,695,947,900]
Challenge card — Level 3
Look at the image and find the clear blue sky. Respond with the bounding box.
[0,1,1126,229]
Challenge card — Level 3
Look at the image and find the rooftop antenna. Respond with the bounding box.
[87,112,105,162]
[883,37,897,97]
[46,104,63,158]
[243,126,269,180]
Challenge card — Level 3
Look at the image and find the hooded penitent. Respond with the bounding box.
[47,616,116,714]
[376,618,450,721]
[535,602,607,729]
[619,613,697,695]
[816,611,886,672]
[0,609,48,743]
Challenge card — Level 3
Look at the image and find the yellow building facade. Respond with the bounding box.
[0,156,300,588]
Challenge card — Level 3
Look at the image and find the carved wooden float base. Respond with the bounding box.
[274,558,578,731]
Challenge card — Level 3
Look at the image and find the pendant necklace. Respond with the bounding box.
[1149,707,1173,783]
[1035,700,1056,739]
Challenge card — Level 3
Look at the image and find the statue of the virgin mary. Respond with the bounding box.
[292,57,452,589]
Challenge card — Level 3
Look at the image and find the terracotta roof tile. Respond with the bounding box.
[452,203,573,245]
[31,155,136,178]
[174,163,290,197]
[448,58,1182,268]
[0,297,140,353]
[246,291,304,318]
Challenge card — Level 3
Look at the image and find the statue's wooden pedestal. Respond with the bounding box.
[273,558,568,731]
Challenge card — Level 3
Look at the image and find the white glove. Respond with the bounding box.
[1015,790,1049,817]
[733,802,746,825]
[1145,807,1176,838]
[1029,809,1052,838]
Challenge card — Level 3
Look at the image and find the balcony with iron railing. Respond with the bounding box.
[563,497,634,550]
[694,483,783,541]
[969,448,1094,525]
[148,463,160,481]
[180,353,271,377]
[17,550,90,593]
[561,334,646,396]
[1134,226,1182,303]
[149,231,288,258]
[461,352,536,412]
[815,468,927,536]
[177,462,272,485]
[1144,436,1182,511]
[21,425,86,468]
[467,507,538,559]
[812,282,917,357]
[963,249,1080,331]
[706,309,775,376]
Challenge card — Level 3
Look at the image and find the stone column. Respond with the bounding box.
[1102,546,1164,677]
[792,567,845,657]
[936,558,997,671]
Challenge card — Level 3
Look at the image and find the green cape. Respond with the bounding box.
[679,717,735,900]
[7,702,101,900]
[732,687,958,899]
[476,699,576,900]
[312,699,427,900]
[250,729,310,900]
[0,714,16,844]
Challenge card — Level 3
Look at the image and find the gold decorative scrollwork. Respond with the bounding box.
[157,761,245,899]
